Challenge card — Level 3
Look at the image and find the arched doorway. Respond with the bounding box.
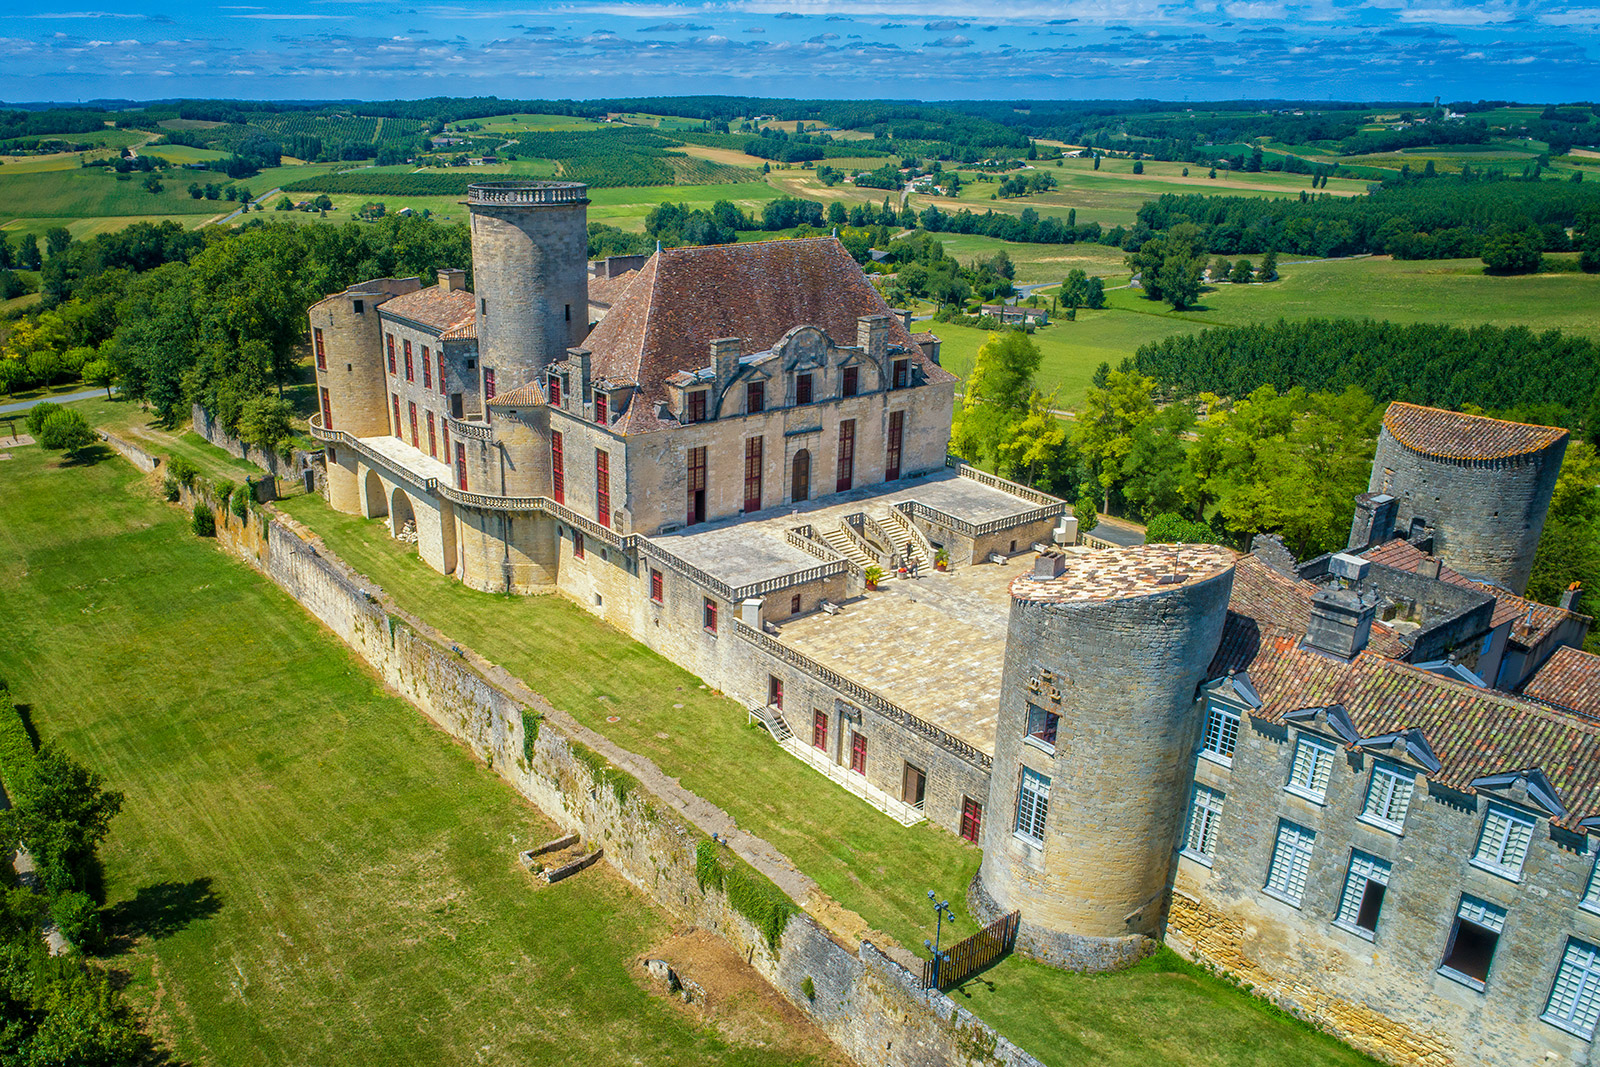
[390,487,417,545]
[792,449,811,503]
[363,469,388,519]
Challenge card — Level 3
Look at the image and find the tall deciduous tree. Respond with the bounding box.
[953,329,1043,472]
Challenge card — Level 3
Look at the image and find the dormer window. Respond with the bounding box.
[747,380,765,414]
[687,390,707,423]
[892,358,910,389]
[842,366,859,398]
[796,372,813,406]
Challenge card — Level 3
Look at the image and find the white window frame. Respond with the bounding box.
[1333,850,1392,941]
[1201,701,1242,767]
[1439,894,1507,991]
[1583,855,1600,916]
[1471,802,1536,882]
[1264,819,1316,908]
[1183,786,1225,866]
[1543,938,1600,1041]
[1359,763,1414,835]
[1015,767,1050,846]
[1286,734,1335,804]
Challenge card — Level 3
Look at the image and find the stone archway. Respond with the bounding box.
[792,449,811,503]
[390,487,417,545]
[363,469,388,519]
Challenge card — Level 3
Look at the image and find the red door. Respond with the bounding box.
[836,419,855,493]
[849,732,866,775]
[744,436,763,513]
[960,798,982,843]
[886,410,903,481]
[812,711,827,751]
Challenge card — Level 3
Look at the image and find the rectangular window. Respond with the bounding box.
[903,763,926,808]
[744,436,763,513]
[595,450,611,528]
[1025,702,1059,748]
[790,593,801,615]
[422,345,431,388]
[437,352,445,395]
[687,446,707,526]
[441,420,450,463]
[687,390,706,423]
[1184,786,1225,863]
[960,797,982,843]
[892,358,909,389]
[1440,895,1506,989]
[1335,850,1391,938]
[747,380,765,414]
[796,372,813,406]
[595,392,608,425]
[386,333,396,373]
[649,569,663,604]
[404,339,413,382]
[842,365,859,398]
[1286,734,1335,802]
[1015,767,1050,844]
[1584,858,1600,913]
[812,710,828,751]
[768,675,783,710]
[550,431,564,505]
[886,409,904,481]
[1264,819,1316,906]
[836,419,855,493]
[573,530,585,560]
[1544,938,1600,1040]
[1473,803,1535,880]
[408,401,418,448]
[455,442,467,491]
[1362,764,1415,832]
[850,732,867,775]
[1201,702,1241,764]
[484,368,496,400]
[426,411,437,458]
[393,395,402,438]
[703,597,717,634]
[314,327,326,370]
[548,373,562,407]
[319,387,333,431]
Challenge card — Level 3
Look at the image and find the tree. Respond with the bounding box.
[1092,154,1101,171]
[1118,402,1198,520]
[5,746,123,897]
[238,394,294,452]
[81,358,116,399]
[952,329,1043,470]
[17,235,42,271]
[37,409,95,455]
[1529,441,1600,627]
[1212,258,1232,282]
[1230,259,1255,284]
[1060,268,1089,310]
[1146,512,1224,544]
[1259,248,1278,280]
[1127,222,1206,310]
[993,390,1071,489]
[44,227,71,258]
[1084,276,1105,308]
[1075,484,1099,533]
[1073,369,1159,512]
[1482,230,1542,275]
[827,200,847,226]
[1132,161,1144,174]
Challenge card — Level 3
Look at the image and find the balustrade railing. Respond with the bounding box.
[946,456,1061,507]
[467,180,588,205]
[445,415,492,442]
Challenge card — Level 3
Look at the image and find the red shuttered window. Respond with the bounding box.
[319,387,333,430]
[393,395,402,438]
[404,340,413,382]
[437,352,445,394]
[743,436,763,513]
[422,346,431,389]
[455,442,467,490]
[426,411,437,458]
[386,333,395,374]
[550,430,565,504]
[314,328,326,370]
[650,569,663,604]
[408,401,418,448]
[595,450,611,528]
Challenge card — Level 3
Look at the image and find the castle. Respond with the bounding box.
[309,181,1600,1067]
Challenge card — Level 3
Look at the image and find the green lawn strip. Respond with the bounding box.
[0,445,822,1067]
[0,168,225,218]
[273,491,983,950]
[62,396,263,484]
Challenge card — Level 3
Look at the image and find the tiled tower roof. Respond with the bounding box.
[1382,402,1567,461]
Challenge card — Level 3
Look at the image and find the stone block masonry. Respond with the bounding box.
[105,434,1045,1067]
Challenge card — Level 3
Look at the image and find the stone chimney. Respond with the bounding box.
[438,268,466,292]
[1418,556,1443,581]
[569,347,592,406]
[1033,550,1067,579]
[710,338,742,396]
[857,315,891,364]
[1561,581,1583,613]
[1347,492,1398,553]
[1305,588,1376,660]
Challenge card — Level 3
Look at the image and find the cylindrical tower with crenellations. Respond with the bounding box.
[974,544,1236,972]
[467,181,590,396]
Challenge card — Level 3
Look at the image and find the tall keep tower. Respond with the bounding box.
[1362,402,1567,594]
[467,181,591,394]
[974,544,1236,972]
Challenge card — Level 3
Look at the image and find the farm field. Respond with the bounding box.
[0,441,838,1067]
[0,213,216,242]
[454,112,600,133]
[586,180,780,229]
[141,144,234,164]
[0,167,223,218]
[931,234,1128,283]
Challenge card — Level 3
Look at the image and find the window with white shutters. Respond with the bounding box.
[1334,851,1391,938]
[1201,702,1241,764]
[1286,735,1335,802]
[1361,764,1414,833]
[1015,768,1050,844]
[1543,938,1600,1040]
[1183,786,1225,864]
[1440,895,1507,989]
[1264,820,1316,906]
[1473,803,1536,880]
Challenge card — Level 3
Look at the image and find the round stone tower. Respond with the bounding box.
[1367,402,1568,595]
[467,181,590,394]
[973,543,1236,972]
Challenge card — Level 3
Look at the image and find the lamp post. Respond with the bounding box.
[924,889,953,988]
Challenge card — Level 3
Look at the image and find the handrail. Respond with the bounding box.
[446,415,492,442]
[789,526,862,577]
[309,414,439,493]
[642,536,847,604]
[946,456,1062,507]
[732,619,992,770]
[899,499,1063,540]
[839,513,884,565]
[885,504,936,563]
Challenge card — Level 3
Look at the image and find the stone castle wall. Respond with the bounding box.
[190,405,313,481]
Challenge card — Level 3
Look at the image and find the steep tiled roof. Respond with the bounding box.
[1360,538,1586,646]
[587,269,639,318]
[380,285,476,336]
[910,331,939,344]
[441,319,477,341]
[1523,646,1600,720]
[582,237,956,435]
[1382,402,1567,461]
[486,380,545,407]
[1224,555,1406,659]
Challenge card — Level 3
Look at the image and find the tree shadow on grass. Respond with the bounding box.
[100,877,222,955]
[60,443,114,467]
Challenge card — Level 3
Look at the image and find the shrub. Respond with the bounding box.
[214,480,236,511]
[161,477,180,502]
[694,839,796,951]
[24,402,62,438]
[50,890,102,951]
[167,455,198,488]
[801,976,816,1000]
[864,565,884,586]
[231,482,251,520]
[1146,512,1225,545]
[0,694,38,790]
[38,409,95,453]
[191,503,215,537]
[521,710,541,762]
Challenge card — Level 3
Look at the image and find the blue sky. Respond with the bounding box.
[2,1,1597,104]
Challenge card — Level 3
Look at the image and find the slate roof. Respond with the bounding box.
[581,237,956,436]
[379,285,477,336]
[1382,402,1568,461]
[1213,554,1600,829]
[1522,646,1600,720]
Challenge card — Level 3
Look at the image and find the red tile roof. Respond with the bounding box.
[1382,402,1567,462]
[582,237,955,435]
[587,269,639,317]
[380,285,476,336]
[1522,646,1600,720]
[486,380,545,407]
[1225,555,1406,659]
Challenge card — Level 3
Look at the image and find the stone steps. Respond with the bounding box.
[878,509,929,570]
[822,525,877,571]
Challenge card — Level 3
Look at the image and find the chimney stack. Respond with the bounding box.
[1418,556,1443,581]
[1561,581,1583,613]
[1347,492,1398,553]
[710,337,742,395]
[1305,588,1376,660]
[1033,550,1067,579]
[857,314,891,363]
[437,268,466,292]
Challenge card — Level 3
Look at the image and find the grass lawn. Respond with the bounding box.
[933,235,1127,284]
[0,168,223,218]
[0,444,834,1067]
[1,213,210,242]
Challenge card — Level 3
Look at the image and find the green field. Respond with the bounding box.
[586,181,781,230]
[455,113,600,133]
[0,213,214,242]
[142,144,234,165]
[0,441,833,1067]
[933,234,1128,284]
[0,167,225,218]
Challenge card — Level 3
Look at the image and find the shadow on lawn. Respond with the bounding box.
[101,877,223,954]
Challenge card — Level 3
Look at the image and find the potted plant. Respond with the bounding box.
[864,565,884,590]
[934,548,949,572]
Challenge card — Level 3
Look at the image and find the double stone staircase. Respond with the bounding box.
[814,507,933,580]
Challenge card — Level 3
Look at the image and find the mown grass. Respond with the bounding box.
[933,235,1128,284]
[0,443,830,1067]
[0,168,224,218]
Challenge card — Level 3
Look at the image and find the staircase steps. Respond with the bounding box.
[822,525,877,571]
[879,509,929,570]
